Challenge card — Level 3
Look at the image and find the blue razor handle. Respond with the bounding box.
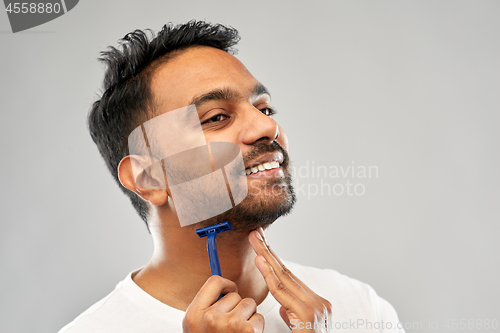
[196,221,233,277]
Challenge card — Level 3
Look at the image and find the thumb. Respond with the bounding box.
[279,305,291,328]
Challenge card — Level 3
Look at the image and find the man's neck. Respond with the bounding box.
[132,223,268,311]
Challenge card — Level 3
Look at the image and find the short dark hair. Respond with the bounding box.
[88,21,240,227]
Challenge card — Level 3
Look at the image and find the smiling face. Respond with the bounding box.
[149,46,295,231]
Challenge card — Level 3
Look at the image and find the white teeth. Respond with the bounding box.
[245,161,281,175]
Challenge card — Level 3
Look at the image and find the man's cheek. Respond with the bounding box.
[248,179,263,197]
[277,125,289,151]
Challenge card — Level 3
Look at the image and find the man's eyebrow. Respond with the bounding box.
[190,83,271,109]
[253,83,271,98]
[190,88,238,109]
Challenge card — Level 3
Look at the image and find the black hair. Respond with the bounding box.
[88,21,240,228]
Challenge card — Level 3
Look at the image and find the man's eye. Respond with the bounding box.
[260,107,277,116]
[202,114,229,125]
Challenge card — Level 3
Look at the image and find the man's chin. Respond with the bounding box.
[193,176,296,233]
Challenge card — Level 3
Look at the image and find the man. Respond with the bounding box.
[59,21,404,332]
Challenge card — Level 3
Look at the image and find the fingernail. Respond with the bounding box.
[258,227,267,244]
[255,230,263,241]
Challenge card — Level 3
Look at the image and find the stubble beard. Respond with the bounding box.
[195,141,296,233]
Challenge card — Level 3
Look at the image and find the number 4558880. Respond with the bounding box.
[5,2,61,14]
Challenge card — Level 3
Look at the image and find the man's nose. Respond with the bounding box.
[239,107,279,145]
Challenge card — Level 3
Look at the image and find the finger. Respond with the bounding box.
[210,292,242,313]
[251,228,316,296]
[254,254,306,313]
[249,230,306,297]
[189,275,238,310]
[279,305,291,328]
[248,312,265,332]
[249,229,288,275]
[255,227,286,267]
[229,297,258,320]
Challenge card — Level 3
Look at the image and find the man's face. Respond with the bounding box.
[149,46,295,231]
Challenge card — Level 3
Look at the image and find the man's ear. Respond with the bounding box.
[118,155,169,206]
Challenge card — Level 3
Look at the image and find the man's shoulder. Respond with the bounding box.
[57,278,130,333]
[58,270,185,333]
[284,260,404,331]
[283,260,376,295]
[58,271,175,333]
[283,260,396,316]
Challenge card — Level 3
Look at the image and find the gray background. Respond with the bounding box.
[1,1,499,332]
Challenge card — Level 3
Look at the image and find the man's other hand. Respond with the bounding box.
[182,275,265,333]
[249,228,333,332]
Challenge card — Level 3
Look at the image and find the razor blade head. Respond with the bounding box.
[196,221,233,238]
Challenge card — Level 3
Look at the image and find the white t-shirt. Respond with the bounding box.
[58,261,405,332]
